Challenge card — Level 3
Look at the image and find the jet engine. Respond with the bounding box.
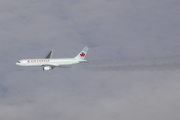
[43,66,53,71]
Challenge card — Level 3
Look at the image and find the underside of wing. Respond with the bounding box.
[45,50,53,59]
[42,64,71,68]
[42,63,59,67]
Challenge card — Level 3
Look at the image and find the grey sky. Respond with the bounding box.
[0,0,180,120]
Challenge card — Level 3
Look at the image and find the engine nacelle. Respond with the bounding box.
[43,66,53,71]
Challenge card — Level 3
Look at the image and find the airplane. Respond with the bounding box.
[16,46,89,71]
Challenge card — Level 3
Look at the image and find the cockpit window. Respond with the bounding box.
[17,61,20,63]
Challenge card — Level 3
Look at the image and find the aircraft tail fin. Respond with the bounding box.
[74,46,89,59]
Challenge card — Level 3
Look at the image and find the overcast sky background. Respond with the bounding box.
[1,0,180,120]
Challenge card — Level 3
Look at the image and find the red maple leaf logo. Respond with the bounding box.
[80,52,85,57]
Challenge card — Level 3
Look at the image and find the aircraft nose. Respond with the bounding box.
[16,62,21,66]
[16,60,20,64]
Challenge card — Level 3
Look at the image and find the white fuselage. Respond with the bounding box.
[16,58,86,67]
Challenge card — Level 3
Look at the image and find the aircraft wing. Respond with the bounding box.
[45,50,53,59]
[42,63,59,67]
[42,64,71,68]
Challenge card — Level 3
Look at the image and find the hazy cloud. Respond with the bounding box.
[0,0,180,120]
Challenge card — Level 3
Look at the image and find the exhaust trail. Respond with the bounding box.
[87,55,180,71]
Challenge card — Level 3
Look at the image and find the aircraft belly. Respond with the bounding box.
[57,62,72,66]
[23,62,44,66]
[25,63,42,67]
[53,61,73,66]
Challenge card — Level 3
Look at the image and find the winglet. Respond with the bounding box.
[74,46,89,59]
[45,50,53,59]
